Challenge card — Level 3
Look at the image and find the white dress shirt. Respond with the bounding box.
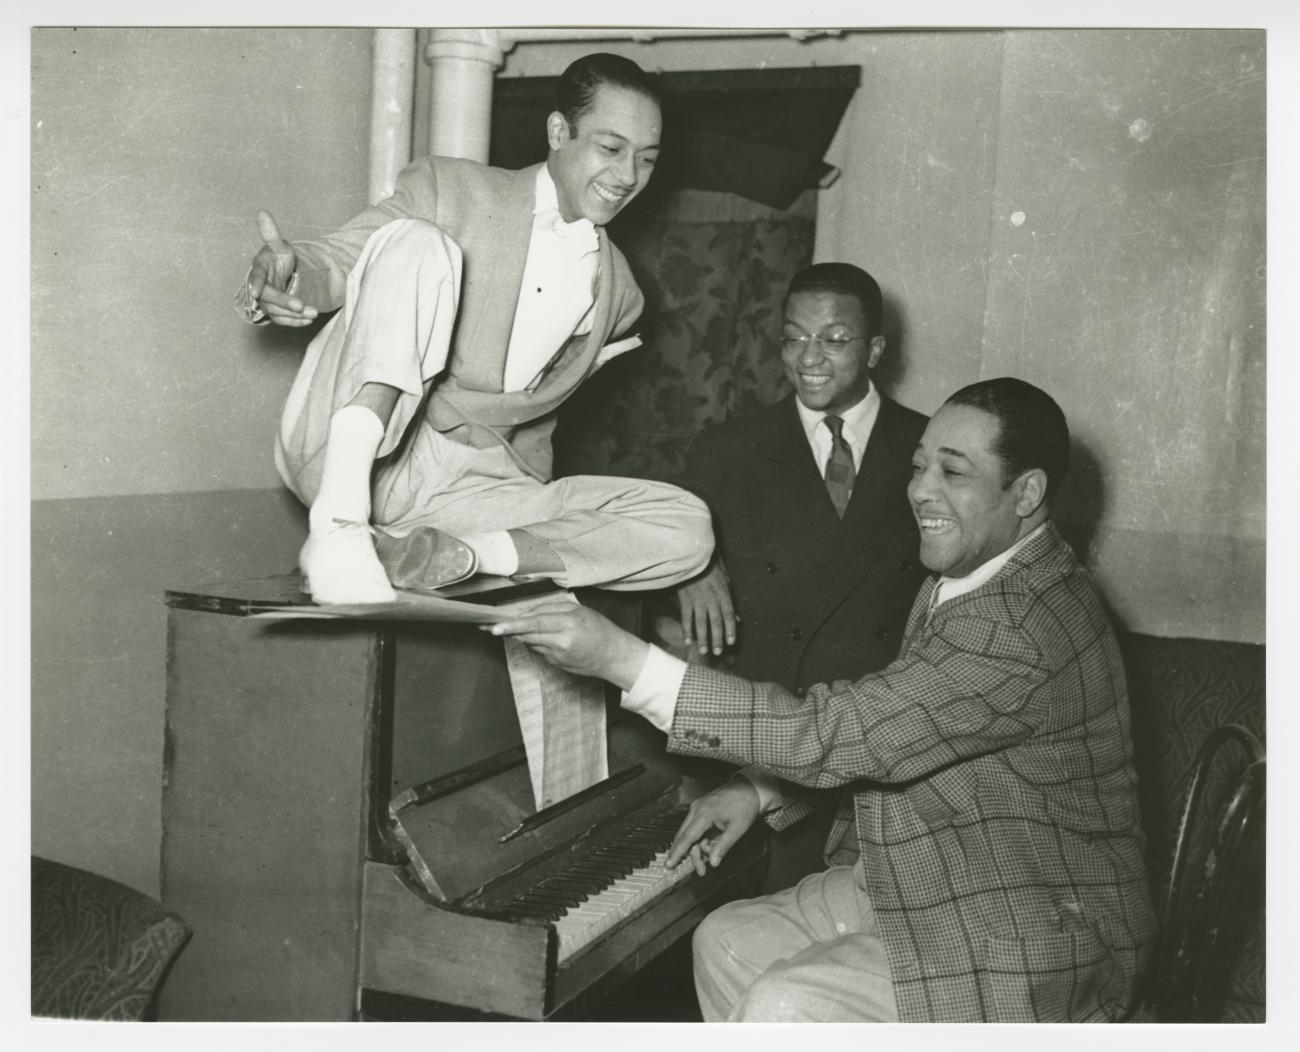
[793,384,881,474]
[502,166,602,392]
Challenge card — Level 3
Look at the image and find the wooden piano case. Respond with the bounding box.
[159,575,766,1021]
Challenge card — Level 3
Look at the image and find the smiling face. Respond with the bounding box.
[907,402,1044,578]
[546,84,660,226]
[780,290,885,414]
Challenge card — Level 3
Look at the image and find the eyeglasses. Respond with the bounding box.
[780,333,866,355]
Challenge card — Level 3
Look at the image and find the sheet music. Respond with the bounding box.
[498,592,608,810]
[251,592,509,623]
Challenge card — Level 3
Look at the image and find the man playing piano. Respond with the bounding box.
[490,377,1155,1022]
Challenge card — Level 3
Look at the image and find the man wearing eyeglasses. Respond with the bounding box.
[671,262,928,890]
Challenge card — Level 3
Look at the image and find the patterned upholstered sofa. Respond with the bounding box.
[1119,632,1266,1023]
[31,857,191,1020]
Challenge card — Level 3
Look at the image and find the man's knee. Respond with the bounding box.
[730,968,807,1023]
[738,962,837,1019]
[674,489,715,576]
[692,900,739,976]
[679,489,712,533]
[365,218,460,274]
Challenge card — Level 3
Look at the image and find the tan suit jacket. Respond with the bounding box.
[291,156,644,481]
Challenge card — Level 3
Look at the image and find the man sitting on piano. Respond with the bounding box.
[237,53,713,604]
[490,377,1156,1023]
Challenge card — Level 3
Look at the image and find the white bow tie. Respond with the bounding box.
[535,208,599,255]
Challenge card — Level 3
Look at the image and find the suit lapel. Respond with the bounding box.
[750,396,842,537]
[819,398,920,603]
[447,165,619,425]
[457,163,537,384]
[904,576,939,643]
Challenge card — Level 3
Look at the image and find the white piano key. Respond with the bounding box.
[554,853,696,963]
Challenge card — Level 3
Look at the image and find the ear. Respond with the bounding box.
[1013,468,1048,518]
[866,335,886,370]
[546,111,570,151]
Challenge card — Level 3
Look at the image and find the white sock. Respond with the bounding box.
[310,404,385,533]
[462,530,519,577]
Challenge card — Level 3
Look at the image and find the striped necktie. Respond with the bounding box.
[823,414,855,518]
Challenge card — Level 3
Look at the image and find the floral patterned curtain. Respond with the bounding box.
[554,188,815,484]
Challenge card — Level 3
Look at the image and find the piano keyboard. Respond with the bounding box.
[494,807,696,963]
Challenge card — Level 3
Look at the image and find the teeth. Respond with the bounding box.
[918,517,954,531]
[593,184,624,203]
[800,375,830,385]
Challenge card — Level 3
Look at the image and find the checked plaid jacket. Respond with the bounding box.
[670,522,1155,1022]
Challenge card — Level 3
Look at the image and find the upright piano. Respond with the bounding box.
[159,575,766,1021]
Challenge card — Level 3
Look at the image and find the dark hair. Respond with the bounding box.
[944,377,1070,503]
[786,263,884,336]
[555,53,662,131]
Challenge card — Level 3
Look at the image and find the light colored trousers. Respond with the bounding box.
[275,218,713,592]
[693,864,900,1022]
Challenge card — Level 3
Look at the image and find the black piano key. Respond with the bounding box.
[566,856,621,871]
[512,899,567,921]
[603,853,655,868]
[591,850,642,867]
[628,830,671,847]
[507,901,562,920]
[566,864,625,885]
[582,847,634,864]
[561,864,614,881]
[589,860,636,879]
[527,888,582,908]
[537,878,599,901]
[620,841,664,854]
[621,826,670,842]
[561,863,616,889]
[547,873,608,892]
[512,890,570,909]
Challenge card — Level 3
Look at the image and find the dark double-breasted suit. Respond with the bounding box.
[683,392,929,692]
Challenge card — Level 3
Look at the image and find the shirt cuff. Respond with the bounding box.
[233,266,299,326]
[620,644,686,734]
[736,766,785,814]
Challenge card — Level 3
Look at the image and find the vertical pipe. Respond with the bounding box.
[425,29,505,163]
[368,29,417,203]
